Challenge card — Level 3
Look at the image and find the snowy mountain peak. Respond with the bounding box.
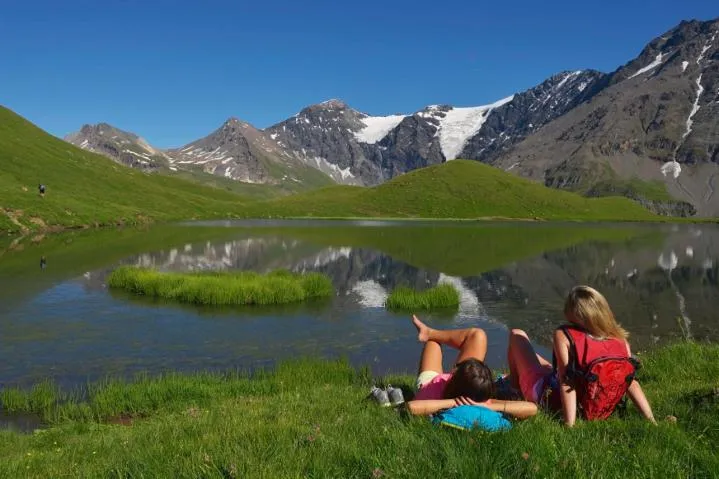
[318,99,348,109]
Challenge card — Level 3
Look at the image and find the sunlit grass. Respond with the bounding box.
[107,266,333,306]
[386,284,460,311]
[0,344,717,477]
[242,160,659,221]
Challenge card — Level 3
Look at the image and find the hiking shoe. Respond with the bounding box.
[386,385,405,407]
[370,386,391,407]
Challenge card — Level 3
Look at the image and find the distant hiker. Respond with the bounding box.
[403,315,537,420]
[40,256,47,270]
[38,184,46,197]
[507,285,656,426]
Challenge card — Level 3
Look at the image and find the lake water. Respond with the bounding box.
[1,220,717,390]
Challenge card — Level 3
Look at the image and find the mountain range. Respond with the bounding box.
[65,18,719,216]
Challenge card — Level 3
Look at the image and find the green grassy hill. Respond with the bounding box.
[0,105,660,236]
[245,160,658,221]
[0,106,253,235]
[161,166,330,200]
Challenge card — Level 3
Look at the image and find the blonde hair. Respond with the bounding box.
[564,285,628,340]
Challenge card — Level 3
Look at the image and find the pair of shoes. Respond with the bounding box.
[370,385,405,407]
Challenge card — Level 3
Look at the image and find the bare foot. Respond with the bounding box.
[412,315,432,342]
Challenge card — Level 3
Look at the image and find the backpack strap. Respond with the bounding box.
[552,325,583,385]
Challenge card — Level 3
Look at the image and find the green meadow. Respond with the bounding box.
[243,160,659,221]
[107,267,334,306]
[0,342,716,478]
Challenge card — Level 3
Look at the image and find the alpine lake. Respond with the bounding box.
[1,220,717,396]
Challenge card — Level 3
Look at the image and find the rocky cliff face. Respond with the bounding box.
[65,123,169,170]
[166,118,277,183]
[460,70,606,163]
[493,19,719,216]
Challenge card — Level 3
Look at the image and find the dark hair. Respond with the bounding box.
[442,358,495,402]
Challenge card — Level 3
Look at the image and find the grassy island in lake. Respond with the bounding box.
[386,284,461,311]
[107,267,333,306]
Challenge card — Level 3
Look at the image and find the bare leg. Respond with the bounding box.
[413,315,487,364]
[507,329,551,390]
[417,341,443,375]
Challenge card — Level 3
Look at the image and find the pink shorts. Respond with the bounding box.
[414,371,453,400]
[519,364,553,403]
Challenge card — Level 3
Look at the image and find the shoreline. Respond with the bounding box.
[2,213,716,240]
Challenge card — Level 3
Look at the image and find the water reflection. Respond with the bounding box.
[82,226,719,347]
[1,222,719,390]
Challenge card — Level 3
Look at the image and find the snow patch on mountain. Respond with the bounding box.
[354,114,407,144]
[683,74,705,142]
[555,70,582,89]
[696,33,716,65]
[661,161,682,179]
[440,96,514,160]
[629,53,665,79]
[311,156,355,181]
[682,61,689,72]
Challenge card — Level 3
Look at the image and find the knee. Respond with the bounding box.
[510,329,529,341]
[468,328,487,342]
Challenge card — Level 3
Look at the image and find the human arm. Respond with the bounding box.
[627,380,656,424]
[483,399,538,420]
[407,397,537,419]
[553,329,577,427]
[406,398,462,416]
[624,344,657,424]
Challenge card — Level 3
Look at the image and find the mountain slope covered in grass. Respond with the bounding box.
[246,160,658,221]
[0,106,251,235]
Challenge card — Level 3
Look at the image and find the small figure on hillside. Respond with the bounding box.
[38,184,46,197]
[40,256,47,270]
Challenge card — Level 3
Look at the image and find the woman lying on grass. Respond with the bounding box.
[407,315,538,420]
[507,285,657,427]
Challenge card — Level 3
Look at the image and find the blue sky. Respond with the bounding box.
[1,1,716,148]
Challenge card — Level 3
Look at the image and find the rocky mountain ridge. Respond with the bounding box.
[65,17,719,215]
[494,18,719,216]
[66,68,599,187]
[64,123,169,170]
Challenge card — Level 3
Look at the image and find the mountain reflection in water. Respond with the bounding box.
[1,222,718,389]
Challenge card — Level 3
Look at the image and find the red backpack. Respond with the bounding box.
[544,325,638,420]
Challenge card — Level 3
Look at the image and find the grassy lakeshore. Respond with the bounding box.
[386,284,460,311]
[0,342,717,478]
[107,267,333,306]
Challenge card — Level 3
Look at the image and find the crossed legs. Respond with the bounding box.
[413,315,488,376]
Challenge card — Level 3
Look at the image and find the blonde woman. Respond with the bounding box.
[507,285,656,427]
